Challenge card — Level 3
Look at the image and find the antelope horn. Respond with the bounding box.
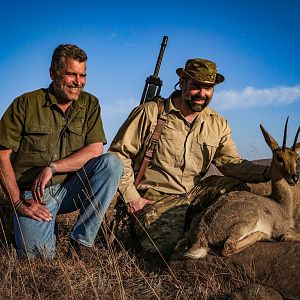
[282,117,289,149]
[292,125,300,150]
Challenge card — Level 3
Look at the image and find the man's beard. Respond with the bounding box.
[53,80,83,103]
[186,95,211,112]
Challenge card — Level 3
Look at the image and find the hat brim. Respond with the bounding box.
[176,68,225,85]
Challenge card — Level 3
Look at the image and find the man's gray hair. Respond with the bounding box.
[50,44,87,76]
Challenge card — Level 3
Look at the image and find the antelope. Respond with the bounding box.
[175,118,300,259]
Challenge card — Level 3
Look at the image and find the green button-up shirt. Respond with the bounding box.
[0,85,106,190]
[109,93,267,202]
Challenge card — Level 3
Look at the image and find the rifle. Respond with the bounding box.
[140,36,168,104]
[108,36,168,245]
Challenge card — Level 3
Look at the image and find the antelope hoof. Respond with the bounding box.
[184,247,208,259]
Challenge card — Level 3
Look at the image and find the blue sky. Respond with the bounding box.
[0,0,299,159]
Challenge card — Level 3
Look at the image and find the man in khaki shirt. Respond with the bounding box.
[109,58,270,257]
[0,44,123,259]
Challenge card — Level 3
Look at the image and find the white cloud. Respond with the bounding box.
[100,84,300,116]
[214,85,300,110]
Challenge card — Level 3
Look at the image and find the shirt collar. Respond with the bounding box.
[165,91,181,113]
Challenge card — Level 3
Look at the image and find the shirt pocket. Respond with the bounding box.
[67,122,85,151]
[21,125,52,152]
[152,129,181,164]
[194,135,220,172]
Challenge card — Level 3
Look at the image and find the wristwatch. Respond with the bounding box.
[47,161,57,175]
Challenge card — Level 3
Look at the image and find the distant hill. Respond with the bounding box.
[252,158,271,166]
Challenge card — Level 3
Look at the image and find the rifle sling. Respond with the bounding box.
[134,100,167,187]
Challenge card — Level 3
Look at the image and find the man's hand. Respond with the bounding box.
[128,197,154,214]
[18,199,52,222]
[32,167,53,203]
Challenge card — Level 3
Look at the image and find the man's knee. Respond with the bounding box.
[92,153,123,177]
[138,230,181,257]
[135,203,188,257]
[102,153,123,174]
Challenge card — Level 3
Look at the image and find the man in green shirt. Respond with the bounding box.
[0,44,123,259]
[109,58,270,257]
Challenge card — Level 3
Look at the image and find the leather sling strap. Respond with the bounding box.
[108,99,167,245]
[134,99,167,187]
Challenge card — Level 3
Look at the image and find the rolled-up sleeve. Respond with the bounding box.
[85,97,107,145]
[0,97,25,152]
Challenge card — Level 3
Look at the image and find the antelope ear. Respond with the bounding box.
[260,124,279,152]
[294,142,300,153]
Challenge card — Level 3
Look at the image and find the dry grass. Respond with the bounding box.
[0,164,275,300]
[0,207,257,300]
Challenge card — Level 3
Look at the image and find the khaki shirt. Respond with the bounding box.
[0,85,106,190]
[109,93,267,203]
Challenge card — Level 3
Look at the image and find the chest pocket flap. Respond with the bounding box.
[68,123,83,135]
[22,125,52,152]
[67,122,85,151]
[197,135,220,147]
[26,125,52,134]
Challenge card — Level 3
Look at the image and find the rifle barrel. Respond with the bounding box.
[140,36,168,105]
[153,36,168,77]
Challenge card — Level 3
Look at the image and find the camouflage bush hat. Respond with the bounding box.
[176,58,225,85]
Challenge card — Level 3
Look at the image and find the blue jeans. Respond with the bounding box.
[13,153,123,258]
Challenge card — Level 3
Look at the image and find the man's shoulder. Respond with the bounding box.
[141,99,162,108]
[79,91,99,106]
[18,88,47,99]
[13,88,48,106]
[134,100,160,115]
[80,91,98,100]
[205,107,226,122]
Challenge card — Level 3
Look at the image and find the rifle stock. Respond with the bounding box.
[140,36,168,105]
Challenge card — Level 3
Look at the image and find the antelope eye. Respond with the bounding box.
[277,156,284,164]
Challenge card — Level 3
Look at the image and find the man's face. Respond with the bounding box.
[51,57,87,103]
[181,79,214,112]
